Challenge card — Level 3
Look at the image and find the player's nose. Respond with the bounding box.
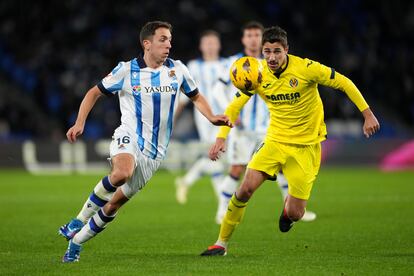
[269,53,277,60]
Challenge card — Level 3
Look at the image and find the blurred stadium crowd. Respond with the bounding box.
[0,0,412,141]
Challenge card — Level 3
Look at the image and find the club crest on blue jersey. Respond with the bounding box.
[168,70,176,78]
[289,78,298,88]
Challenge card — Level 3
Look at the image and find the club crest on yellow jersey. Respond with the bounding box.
[289,78,298,88]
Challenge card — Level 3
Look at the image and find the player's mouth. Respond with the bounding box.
[268,62,278,70]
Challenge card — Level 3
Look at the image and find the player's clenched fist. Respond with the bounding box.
[66,124,84,143]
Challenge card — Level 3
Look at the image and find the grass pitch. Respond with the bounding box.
[1,167,413,275]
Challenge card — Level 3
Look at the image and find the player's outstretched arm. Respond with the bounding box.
[316,67,380,138]
[66,86,102,143]
[190,93,233,127]
[361,108,380,138]
[209,137,226,161]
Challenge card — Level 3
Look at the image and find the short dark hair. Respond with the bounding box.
[139,21,172,48]
[199,30,220,40]
[242,21,264,33]
[262,26,288,48]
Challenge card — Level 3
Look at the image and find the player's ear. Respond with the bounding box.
[143,39,151,51]
[285,45,289,54]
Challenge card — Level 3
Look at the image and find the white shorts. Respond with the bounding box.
[109,128,161,199]
[227,129,264,165]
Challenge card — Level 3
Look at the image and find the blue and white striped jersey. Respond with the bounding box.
[98,56,198,160]
[213,52,269,135]
[186,57,227,143]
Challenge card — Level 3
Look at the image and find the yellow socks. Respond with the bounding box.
[217,194,248,245]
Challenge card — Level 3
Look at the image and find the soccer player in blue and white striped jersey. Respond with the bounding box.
[175,30,229,205]
[59,21,232,263]
[212,21,269,224]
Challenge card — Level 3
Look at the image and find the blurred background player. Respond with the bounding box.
[58,21,232,262]
[213,21,316,224]
[174,30,228,204]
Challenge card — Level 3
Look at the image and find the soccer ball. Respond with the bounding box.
[229,57,263,91]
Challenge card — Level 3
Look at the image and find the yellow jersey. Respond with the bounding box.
[218,54,369,145]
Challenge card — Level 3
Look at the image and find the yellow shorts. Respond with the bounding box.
[247,139,321,200]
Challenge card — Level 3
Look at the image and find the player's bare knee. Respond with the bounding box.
[104,202,120,216]
[230,165,244,178]
[110,169,132,186]
[237,185,254,201]
[230,171,242,179]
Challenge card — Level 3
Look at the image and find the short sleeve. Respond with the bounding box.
[177,60,199,98]
[97,62,127,96]
[304,58,369,111]
[303,58,334,85]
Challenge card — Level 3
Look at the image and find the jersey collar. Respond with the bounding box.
[137,55,147,68]
[136,55,173,69]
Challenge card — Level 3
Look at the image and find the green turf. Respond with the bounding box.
[1,167,413,275]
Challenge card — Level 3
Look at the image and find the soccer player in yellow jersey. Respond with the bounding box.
[201,26,380,256]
